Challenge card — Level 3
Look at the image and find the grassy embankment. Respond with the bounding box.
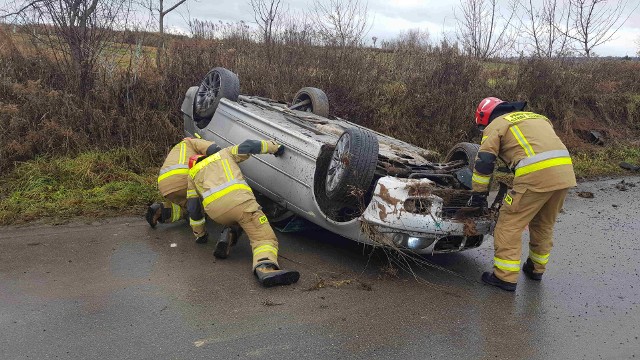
[0,149,160,225]
[1,145,638,226]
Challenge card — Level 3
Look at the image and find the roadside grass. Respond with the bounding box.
[1,144,638,226]
[572,145,640,178]
[0,148,160,225]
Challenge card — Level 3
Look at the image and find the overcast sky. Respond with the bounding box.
[161,0,640,57]
[1,0,638,56]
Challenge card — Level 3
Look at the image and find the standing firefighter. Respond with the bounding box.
[469,97,576,292]
[186,139,300,287]
[146,137,221,233]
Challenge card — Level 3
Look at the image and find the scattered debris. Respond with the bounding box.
[261,299,284,306]
[380,264,399,278]
[377,183,400,206]
[615,180,629,191]
[170,243,177,247]
[306,276,371,291]
[576,191,594,198]
[358,281,373,291]
[588,130,604,145]
[619,162,640,172]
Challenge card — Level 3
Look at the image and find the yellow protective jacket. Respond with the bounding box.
[157,138,218,196]
[472,111,577,193]
[186,139,281,237]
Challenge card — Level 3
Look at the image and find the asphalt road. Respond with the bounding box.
[1,177,639,360]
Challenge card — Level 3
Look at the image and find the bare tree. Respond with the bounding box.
[145,0,188,68]
[312,0,371,47]
[455,0,518,59]
[249,0,286,64]
[2,0,133,95]
[517,0,572,57]
[564,0,637,57]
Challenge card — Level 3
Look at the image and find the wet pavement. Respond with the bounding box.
[1,176,639,359]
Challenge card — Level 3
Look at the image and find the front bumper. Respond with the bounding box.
[360,177,493,254]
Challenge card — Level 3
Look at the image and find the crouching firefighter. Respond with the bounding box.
[469,97,576,292]
[186,139,300,287]
[146,137,221,229]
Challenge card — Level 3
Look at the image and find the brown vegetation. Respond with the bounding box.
[1,23,640,173]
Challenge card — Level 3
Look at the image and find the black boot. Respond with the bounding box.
[254,263,300,287]
[481,272,516,292]
[213,226,239,259]
[146,203,163,228]
[522,259,543,280]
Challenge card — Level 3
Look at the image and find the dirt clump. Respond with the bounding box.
[576,191,594,198]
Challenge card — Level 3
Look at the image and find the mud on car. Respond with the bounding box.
[181,67,492,254]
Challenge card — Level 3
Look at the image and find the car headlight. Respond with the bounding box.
[391,233,436,250]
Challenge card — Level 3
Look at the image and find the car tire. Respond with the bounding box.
[446,142,495,190]
[445,142,480,170]
[194,67,240,128]
[291,87,329,117]
[325,127,379,205]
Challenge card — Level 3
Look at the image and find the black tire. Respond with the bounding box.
[446,142,494,190]
[194,67,240,123]
[291,87,329,117]
[445,142,480,170]
[325,127,379,203]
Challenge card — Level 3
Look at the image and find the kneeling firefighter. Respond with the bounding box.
[469,97,576,291]
[186,139,300,287]
[146,137,220,231]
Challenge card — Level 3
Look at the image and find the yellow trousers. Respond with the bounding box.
[210,200,279,270]
[493,188,568,283]
[161,189,188,223]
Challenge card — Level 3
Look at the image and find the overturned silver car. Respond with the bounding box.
[181,67,492,254]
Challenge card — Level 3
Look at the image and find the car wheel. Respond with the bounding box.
[291,87,329,117]
[194,67,240,128]
[446,142,494,190]
[445,142,480,170]
[325,127,379,205]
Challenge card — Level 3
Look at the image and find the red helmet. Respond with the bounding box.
[188,154,205,169]
[475,97,505,127]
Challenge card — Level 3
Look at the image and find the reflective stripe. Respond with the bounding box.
[158,166,189,182]
[253,244,278,257]
[222,159,234,181]
[171,203,181,222]
[529,250,550,265]
[472,173,491,184]
[231,145,239,155]
[201,180,252,207]
[509,125,535,157]
[189,153,222,178]
[159,164,189,176]
[179,142,187,164]
[260,140,267,154]
[494,257,520,272]
[515,150,571,169]
[481,136,488,144]
[186,189,198,198]
[515,157,572,177]
[503,112,549,124]
[190,217,205,226]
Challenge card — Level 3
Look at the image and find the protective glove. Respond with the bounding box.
[273,145,285,157]
[195,232,209,244]
[467,192,488,210]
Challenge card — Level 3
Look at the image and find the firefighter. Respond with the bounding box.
[186,139,300,287]
[146,137,221,239]
[469,97,576,291]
